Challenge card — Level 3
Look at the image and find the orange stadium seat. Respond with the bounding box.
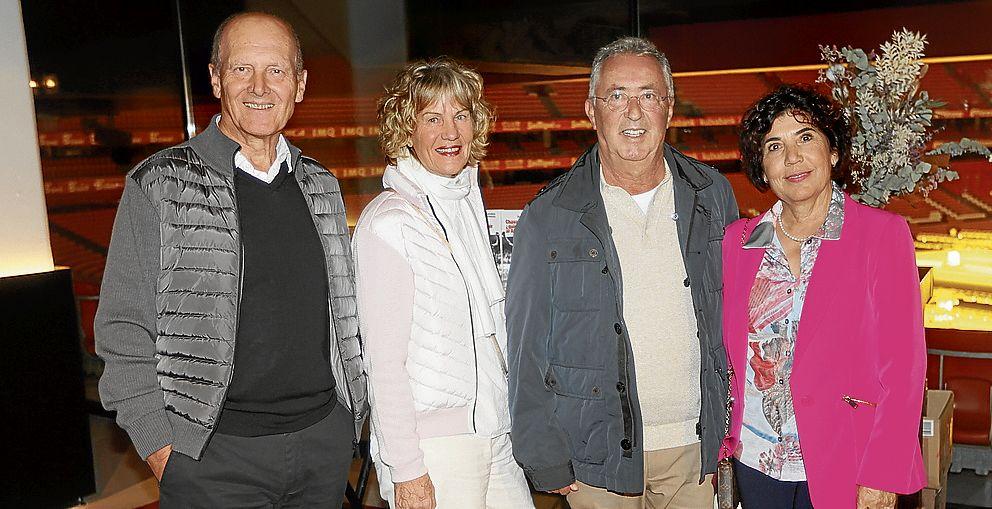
[680,73,784,117]
[726,173,776,217]
[48,230,106,288]
[49,209,117,249]
[41,156,122,179]
[928,187,986,219]
[482,183,545,210]
[924,328,992,473]
[544,81,588,118]
[486,86,553,120]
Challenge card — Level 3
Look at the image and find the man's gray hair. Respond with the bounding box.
[589,37,674,99]
[210,12,304,75]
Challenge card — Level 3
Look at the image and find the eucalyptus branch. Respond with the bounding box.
[818,29,990,207]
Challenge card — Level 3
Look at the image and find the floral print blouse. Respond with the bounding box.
[738,183,845,481]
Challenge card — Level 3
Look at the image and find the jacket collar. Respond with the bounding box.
[551,145,601,212]
[188,114,302,176]
[729,193,861,370]
[667,145,714,192]
[742,184,848,249]
[552,143,712,212]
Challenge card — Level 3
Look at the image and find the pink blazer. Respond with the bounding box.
[720,194,927,507]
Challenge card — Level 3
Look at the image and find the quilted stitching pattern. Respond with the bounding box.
[135,148,366,431]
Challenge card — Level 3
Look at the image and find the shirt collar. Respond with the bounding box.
[215,116,292,176]
[748,182,845,248]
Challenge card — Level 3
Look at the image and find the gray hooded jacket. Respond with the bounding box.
[506,144,737,494]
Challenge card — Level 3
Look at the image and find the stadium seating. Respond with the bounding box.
[49,209,117,248]
[41,156,121,179]
[483,183,544,210]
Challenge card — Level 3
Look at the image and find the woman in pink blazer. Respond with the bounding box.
[720,85,927,508]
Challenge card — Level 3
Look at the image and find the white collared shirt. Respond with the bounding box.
[217,117,291,183]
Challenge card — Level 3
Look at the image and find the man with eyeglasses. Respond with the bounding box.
[506,37,738,508]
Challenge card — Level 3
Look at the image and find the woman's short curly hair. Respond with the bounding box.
[377,57,495,165]
[739,84,851,192]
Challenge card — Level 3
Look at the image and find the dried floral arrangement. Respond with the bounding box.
[819,29,992,207]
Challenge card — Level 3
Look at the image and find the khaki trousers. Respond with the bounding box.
[566,442,714,509]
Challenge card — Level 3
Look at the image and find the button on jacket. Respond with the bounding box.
[506,144,738,494]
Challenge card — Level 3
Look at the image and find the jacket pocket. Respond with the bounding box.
[547,362,606,400]
[845,393,878,458]
[704,221,725,292]
[547,239,604,312]
[842,394,877,409]
[547,363,608,465]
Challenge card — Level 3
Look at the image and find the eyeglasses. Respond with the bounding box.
[591,90,673,112]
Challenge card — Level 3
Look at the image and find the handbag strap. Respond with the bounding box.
[739,217,752,247]
[724,216,748,439]
[723,366,734,439]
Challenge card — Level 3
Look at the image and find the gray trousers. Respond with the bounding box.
[159,404,355,508]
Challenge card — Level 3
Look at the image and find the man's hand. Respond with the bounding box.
[547,482,579,496]
[856,485,896,509]
[395,473,436,509]
[145,444,173,482]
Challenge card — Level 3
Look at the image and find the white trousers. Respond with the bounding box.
[377,433,534,509]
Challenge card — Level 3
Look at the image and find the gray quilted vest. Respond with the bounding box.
[131,119,367,458]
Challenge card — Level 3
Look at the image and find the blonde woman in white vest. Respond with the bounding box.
[352,57,534,509]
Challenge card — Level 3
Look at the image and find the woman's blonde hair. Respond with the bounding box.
[377,57,495,165]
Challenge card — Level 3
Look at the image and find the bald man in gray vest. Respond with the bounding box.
[96,13,366,507]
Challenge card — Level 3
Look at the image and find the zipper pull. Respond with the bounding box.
[843,395,877,408]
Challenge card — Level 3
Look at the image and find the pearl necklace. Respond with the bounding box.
[776,213,814,243]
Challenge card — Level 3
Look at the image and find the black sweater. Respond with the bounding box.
[216,162,336,436]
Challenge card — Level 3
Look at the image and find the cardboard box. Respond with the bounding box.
[921,465,948,509]
[920,485,946,509]
[922,390,954,489]
[899,467,948,509]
